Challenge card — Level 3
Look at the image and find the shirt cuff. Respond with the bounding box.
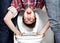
[8,6,18,17]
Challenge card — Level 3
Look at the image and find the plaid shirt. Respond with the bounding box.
[11,0,44,11]
[8,0,44,17]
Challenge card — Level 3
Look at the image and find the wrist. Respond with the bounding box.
[39,31,45,34]
[37,32,45,38]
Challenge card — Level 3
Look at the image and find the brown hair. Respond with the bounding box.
[22,17,36,28]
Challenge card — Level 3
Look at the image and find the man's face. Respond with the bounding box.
[23,7,36,24]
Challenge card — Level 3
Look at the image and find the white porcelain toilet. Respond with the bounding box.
[15,35,43,43]
[16,9,48,43]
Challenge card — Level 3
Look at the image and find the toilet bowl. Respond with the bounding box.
[15,35,43,43]
[17,9,48,43]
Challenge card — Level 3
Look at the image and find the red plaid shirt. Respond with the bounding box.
[11,0,44,12]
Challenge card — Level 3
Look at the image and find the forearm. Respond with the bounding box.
[40,21,50,34]
[4,19,20,34]
[4,11,20,35]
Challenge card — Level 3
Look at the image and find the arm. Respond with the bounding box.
[4,10,21,35]
[37,21,50,38]
[3,0,23,36]
[3,0,21,36]
[37,6,50,38]
[40,6,49,34]
[41,2,49,33]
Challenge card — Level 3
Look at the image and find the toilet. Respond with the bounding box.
[16,9,48,43]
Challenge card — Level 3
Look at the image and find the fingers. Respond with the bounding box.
[36,32,45,38]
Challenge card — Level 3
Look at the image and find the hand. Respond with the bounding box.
[15,32,23,36]
[36,32,45,38]
[16,33,22,36]
[15,32,23,40]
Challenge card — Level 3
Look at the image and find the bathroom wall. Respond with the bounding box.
[14,28,54,43]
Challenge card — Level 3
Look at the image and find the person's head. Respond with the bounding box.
[23,7,36,25]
